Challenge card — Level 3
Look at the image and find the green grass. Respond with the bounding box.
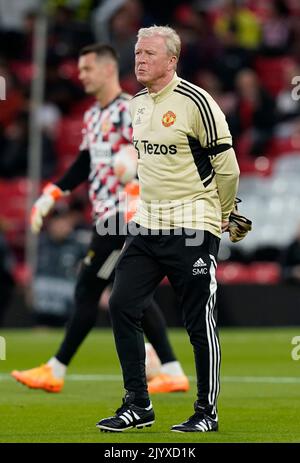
[1,327,300,443]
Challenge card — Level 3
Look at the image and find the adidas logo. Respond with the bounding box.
[193,258,207,268]
[119,410,141,425]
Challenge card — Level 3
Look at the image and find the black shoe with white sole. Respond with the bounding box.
[96,394,155,433]
[171,402,218,433]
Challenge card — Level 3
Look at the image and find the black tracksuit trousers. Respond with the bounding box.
[109,227,220,411]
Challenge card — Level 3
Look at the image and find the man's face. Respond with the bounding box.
[78,52,111,95]
[135,36,176,87]
[48,216,73,241]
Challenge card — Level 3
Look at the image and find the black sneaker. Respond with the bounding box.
[96,394,155,432]
[171,402,218,433]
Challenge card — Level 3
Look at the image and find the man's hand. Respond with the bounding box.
[228,198,252,243]
[221,220,229,233]
[30,183,65,234]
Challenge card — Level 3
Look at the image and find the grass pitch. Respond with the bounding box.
[0,327,300,443]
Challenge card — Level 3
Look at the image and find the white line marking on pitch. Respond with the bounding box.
[1,374,300,384]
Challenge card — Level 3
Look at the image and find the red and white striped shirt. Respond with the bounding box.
[79,93,133,221]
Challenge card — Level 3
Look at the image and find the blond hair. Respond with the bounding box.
[137,26,181,59]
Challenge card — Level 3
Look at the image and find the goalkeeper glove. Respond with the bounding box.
[30,183,67,234]
[228,198,252,243]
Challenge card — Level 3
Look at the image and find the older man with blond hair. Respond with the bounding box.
[97,26,240,433]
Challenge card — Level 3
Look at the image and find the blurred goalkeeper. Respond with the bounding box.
[11,43,189,395]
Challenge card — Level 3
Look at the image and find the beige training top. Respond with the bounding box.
[129,73,240,238]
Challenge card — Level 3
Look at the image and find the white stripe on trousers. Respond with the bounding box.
[96,250,121,280]
[211,256,221,408]
[205,254,220,408]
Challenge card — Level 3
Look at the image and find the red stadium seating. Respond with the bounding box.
[58,59,80,85]
[0,178,29,248]
[255,56,294,96]
[248,262,281,284]
[217,262,280,284]
[13,262,32,286]
[9,61,35,85]
[70,97,95,116]
[55,116,83,174]
[217,262,250,284]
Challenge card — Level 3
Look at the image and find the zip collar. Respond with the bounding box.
[148,73,181,102]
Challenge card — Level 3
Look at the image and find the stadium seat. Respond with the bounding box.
[70,97,95,116]
[255,56,294,96]
[58,59,80,85]
[13,262,32,286]
[0,178,28,219]
[0,178,29,249]
[9,61,35,85]
[217,262,280,284]
[120,76,141,95]
[55,116,83,174]
[266,138,300,158]
[217,262,250,284]
[248,262,280,284]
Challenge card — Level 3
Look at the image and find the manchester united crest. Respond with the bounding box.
[162,111,176,127]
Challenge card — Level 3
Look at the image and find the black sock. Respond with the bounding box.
[125,390,150,408]
[195,401,216,418]
[133,398,151,408]
[55,298,100,365]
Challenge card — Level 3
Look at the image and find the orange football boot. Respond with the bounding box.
[11,364,64,393]
[148,373,190,394]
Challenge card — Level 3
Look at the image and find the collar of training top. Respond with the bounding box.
[149,73,181,102]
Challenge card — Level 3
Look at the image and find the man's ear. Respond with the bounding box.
[104,61,116,78]
[168,56,177,70]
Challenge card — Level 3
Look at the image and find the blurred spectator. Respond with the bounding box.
[281,224,300,283]
[139,0,183,24]
[44,56,85,114]
[214,0,261,89]
[92,0,143,79]
[0,220,15,326]
[0,62,26,130]
[289,118,300,148]
[48,0,98,21]
[92,0,126,42]
[109,1,142,78]
[36,102,61,139]
[68,196,92,247]
[174,5,223,80]
[31,206,86,327]
[194,69,238,134]
[18,10,37,61]
[0,0,39,30]
[0,111,56,179]
[69,196,90,231]
[260,0,292,56]
[47,5,95,60]
[215,0,261,49]
[0,0,40,59]
[289,7,300,61]
[275,61,300,138]
[233,68,276,156]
